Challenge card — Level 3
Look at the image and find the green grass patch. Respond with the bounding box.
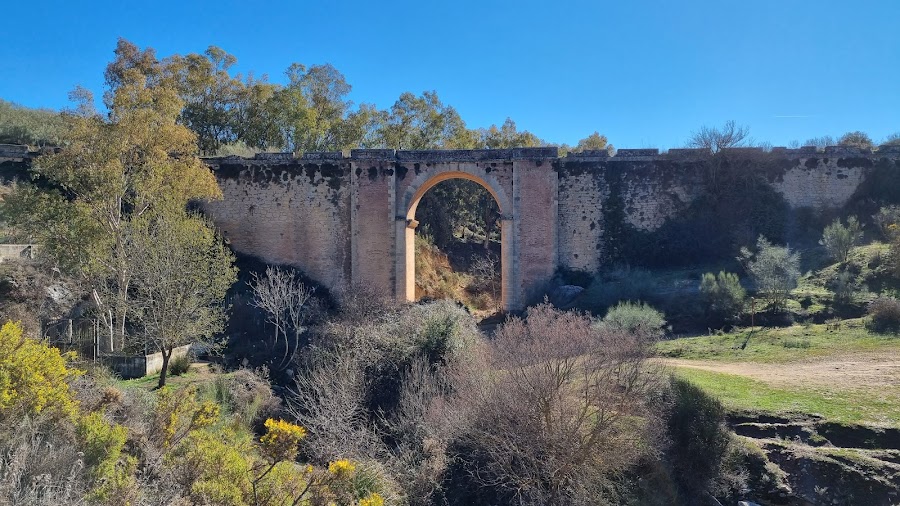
[657,320,900,363]
[117,363,215,390]
[673,368,900,428]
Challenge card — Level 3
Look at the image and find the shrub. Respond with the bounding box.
[209,367,281,428]
[0,415,87,504]
[699,271,745,324]
[739,236,800,313]
[169,353,192,376]
[76,412,138,503]
[457,303,665,504]
[873,206,900,240]
[829,270,856,305]
[867,297,900,333]
[665,377,732,500]
[598,301,666,338]
[820,216,863,263]
[0,321,79,420]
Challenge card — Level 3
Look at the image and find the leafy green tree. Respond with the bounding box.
[573,131,614,154]
[820,216,863,263]
[699,271,746,323]
[838,130,874,150]
[3,40,222,353]
[480,118,541,149]
[269,62,374,153]
[128,207,236,388]
[378,91,472,150]
[739,236,800,312]
[165,46,244,155]
[102,38,162,107]
[232,76,283,151]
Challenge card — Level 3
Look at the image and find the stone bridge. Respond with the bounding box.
[3,143,898,311]
[197,146,900,310]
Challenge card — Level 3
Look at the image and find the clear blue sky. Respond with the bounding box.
[2,0,898,149]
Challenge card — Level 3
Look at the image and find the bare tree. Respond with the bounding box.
[804,135,836,148]
[249,266,315,369]
[687,120,750,153]
[455,303,665,504]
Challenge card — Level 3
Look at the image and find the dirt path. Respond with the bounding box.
[662,352,900,390]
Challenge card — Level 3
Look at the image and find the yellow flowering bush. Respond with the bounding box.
[359,492,385,506]
[154,386,221,447]
[328,459,356,476]
[260,418,306,463]
[76,412,137,504]
[0,321,79,419]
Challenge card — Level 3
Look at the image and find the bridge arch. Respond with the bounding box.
[395,166,516,311]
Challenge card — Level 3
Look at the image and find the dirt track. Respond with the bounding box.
[663,352,900,390]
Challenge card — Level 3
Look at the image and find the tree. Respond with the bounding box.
[883,132,900,147]
[271,63,359,153]
[249,266,315,370]
[480,118,542,149]
[376,91,473,150]
[699,271,746,323]
[165,46,244,155]
[803,135,836,148]
[128,207,236,388]
[838,130,874,150]
[3,39,222,353]
[573,131,614,154]
[686,120,750,153]
[739,236,800,312]
[233,75,283,151]
[597,300,666,337]
[820,216,863,264]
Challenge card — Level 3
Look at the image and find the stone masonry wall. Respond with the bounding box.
[555,147,900,274]
[201,155,352,292]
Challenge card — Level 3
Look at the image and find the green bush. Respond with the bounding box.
[867,296,900,333]
[665,377,732,499]
[699,271,745,324]
[740,236,801,313]
[820,216,863,264]
[829,270,856,306]
[169,353,192,376]
[597,301,666,337]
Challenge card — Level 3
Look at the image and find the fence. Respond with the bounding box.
[40,318,189,379]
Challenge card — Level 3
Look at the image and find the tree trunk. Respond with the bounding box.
[157,346,173,390]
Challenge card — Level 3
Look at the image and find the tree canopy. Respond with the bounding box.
[79,39,612,156]
[3,38,234,386]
